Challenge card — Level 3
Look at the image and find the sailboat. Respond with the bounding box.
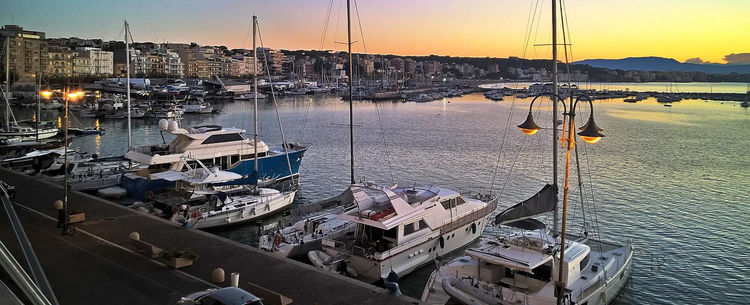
[294,0,494,283]
[421,1,634,304]
[157,16,296,229]
[1,37,59,144]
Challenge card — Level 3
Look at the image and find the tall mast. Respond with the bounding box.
[551,0,559,236]
[35,73,39,141]
[5,36,9,132]
[252,15,259,178]
[125,20,132,149]
[347,0,355,184]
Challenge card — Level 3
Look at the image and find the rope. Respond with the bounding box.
[373,102,394,186]
[353,0,367,54]
[319,0,335,49]
[256,20,296,187]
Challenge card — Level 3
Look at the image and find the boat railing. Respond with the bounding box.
[439,200,497,236]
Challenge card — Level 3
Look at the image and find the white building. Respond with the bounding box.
[75,47,114,75]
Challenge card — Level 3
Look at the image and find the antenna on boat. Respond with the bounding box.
[347,0,355,185]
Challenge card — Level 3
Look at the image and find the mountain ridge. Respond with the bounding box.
[573,57,750,74]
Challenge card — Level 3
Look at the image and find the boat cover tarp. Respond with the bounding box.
[495,184,557,225]
[505,218,546,230]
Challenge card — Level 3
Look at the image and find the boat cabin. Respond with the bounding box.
[466,231,592,293]
[325,185,476,257]
[125,125,269,175]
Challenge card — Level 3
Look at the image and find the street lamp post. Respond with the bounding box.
[42,88,83,235]
[517,93,604,304]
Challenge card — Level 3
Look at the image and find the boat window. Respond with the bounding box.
[241,152,267,159]
[201,133,244,145]
[404,219,428,236]
[404,223,415,235]
[440,197,466,209]
[383,226,398,239]
[580,253,590,270]
[230,155,239,164]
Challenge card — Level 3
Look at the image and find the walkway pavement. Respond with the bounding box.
[0,168,419,305]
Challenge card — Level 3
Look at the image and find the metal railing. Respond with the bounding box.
[440,200,497,235]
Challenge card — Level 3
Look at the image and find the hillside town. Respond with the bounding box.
[5,24,746,88]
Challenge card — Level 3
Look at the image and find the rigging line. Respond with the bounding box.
[297,98,311,143]
[489,0,538,197]
[256,21,295,186]
[559,0,573,96]
[373,101,394,186]
[521,0,539,59]
[582,141,604,254]
[333,0,344,52]
[561,0,575,64]
[531,0,545,59]
[353,0,367,54]
[320,0,334,49]
[572,135,588,234]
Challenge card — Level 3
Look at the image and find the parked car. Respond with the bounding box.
[177,287,263,305]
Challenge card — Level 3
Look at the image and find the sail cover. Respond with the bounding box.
[494,184,558,225]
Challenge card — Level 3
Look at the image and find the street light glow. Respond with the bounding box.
[40,90,53,99]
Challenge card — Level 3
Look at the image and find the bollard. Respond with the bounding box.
[128,232,140,241]
[53,200,64,210]
[211,268,225,284]
[230,272,239,288]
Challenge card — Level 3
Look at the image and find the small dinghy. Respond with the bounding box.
[308,250,358,278]
[441,275,502,305]
[97,186,128,198]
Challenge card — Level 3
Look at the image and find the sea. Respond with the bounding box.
[16,82,749,304]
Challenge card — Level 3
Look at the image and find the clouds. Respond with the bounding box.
[723,53,750,64]
[684,57,714,64]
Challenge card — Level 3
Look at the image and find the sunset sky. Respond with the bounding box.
[4,0,750,64]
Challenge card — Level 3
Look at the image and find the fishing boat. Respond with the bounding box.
[422,2,633,304]
[312,183,494,283]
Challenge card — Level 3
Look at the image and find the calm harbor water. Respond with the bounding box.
[485,81,750,93]
[19,89,749,304]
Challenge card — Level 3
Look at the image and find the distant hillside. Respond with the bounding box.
[574,57,750,74]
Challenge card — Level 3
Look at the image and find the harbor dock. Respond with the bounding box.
[0,168,418,305]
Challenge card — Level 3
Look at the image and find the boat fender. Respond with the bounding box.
[471,223,477,234]
[273,234,282,250]
[191,211,199,218]
[439,236,445,249]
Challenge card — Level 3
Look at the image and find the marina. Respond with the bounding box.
[3,89,748,304]
[1,0,749,304]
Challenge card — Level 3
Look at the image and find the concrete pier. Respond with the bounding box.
[0,168,418,305]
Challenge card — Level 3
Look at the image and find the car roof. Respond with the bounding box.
[206,287,261,304]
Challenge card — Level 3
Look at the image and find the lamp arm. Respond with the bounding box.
[528,92,565,113]
[571,94,594,118]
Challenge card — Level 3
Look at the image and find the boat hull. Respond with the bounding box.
[189,190,296,229]
[121,147,307,199]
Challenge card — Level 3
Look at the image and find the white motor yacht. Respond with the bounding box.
[310,183,495,283]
